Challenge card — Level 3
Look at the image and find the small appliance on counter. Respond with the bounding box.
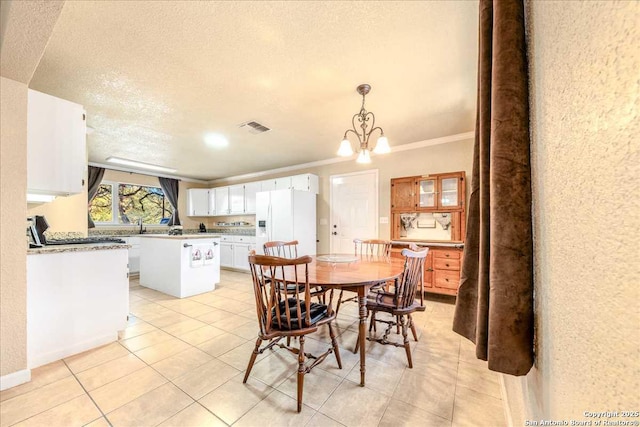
[168,225,183,235]
[199,223,207,233]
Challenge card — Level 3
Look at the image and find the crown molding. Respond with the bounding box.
[208,131,474,185]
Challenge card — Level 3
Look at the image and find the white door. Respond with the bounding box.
[215,187,229,215]
[244,182,260,214]
[219,243,233,267]
[232,243,251,270]
[228,185,245,214]
[330,170,379,253]
[187,189,210,216]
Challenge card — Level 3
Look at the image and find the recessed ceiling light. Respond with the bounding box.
[105,157,177,173]
[204,133,229,149]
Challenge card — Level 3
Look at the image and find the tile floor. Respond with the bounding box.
[0,270,507,427]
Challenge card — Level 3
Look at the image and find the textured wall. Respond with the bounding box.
[0,77,28,376]
[27,192,88,235]
[504,0,640,422]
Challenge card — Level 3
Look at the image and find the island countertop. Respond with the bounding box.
[27,242,131,255]
[391,240,464,248]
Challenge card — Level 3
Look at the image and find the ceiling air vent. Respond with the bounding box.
[239,121,271,134]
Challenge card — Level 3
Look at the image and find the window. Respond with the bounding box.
[89,181,173,225]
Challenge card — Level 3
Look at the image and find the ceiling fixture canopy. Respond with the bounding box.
[337,84,391,164]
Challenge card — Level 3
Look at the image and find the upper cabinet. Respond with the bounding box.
[392,172,466,212]
[27,89,86,196]
[187,173,319,217]
[187,189,211,216]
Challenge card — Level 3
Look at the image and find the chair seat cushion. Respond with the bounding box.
[366,291,422,312]
[271,298,328,330]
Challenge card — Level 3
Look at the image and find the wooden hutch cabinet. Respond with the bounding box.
[390,171,466,297]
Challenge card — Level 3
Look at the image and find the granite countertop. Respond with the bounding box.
[137,234,222,240]
[89,228,255,237]
[391,240,465,248]
[27,242,131,255]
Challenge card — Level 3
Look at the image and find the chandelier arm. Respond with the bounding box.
[366,126,385,148]
[343,129,360,142]
[350,113,364,144]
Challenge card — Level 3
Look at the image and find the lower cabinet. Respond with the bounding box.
[220,235,256,271]
[392,244,463,296]
[123,236,141,274]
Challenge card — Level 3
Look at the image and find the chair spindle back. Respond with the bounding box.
[264,240,299,258]
[353,239,392,258]
[395,248,428,309]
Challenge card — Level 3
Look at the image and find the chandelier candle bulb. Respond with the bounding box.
[338,83,390,162]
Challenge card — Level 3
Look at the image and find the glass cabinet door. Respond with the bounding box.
[418,178,436,208]
[439,177,459,207]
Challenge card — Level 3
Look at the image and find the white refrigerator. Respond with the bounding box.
[255,189,317,256]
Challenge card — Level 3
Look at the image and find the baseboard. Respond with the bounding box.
[28,332,117,369]
[0,369,31,391]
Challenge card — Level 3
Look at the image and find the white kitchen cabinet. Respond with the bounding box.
[260,179,277,192]
[244,182,260,214]
[187,189,211,216]
[291,173,319,194]
[219,242,234,267]
[123,236,141,274]
[232,243,251,270]
[219,235,256,271]
[229,185,245,215]
[274,177,291,190]
[27,89,86,196]
[215,187,230,216]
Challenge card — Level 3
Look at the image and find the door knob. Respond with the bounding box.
[332,232,337,235]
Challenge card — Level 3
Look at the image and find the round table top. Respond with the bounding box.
[305,254,404,288]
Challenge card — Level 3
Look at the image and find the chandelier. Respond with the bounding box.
[337,84,390,163]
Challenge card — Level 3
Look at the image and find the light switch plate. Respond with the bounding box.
[379,217,389,224]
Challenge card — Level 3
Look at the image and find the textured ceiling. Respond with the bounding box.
[30,1,478,180]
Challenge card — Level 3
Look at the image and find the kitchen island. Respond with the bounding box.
[139,234,221,298]
[27,242,130,368]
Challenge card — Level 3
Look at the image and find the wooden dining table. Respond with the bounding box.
[284,254,405,387]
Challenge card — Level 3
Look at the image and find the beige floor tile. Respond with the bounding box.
[196,332,248,357]
[0,376,85,427]
[210,314,254,332]
[133,336,192,364]
[392,368,456,420]
[172,358,240,400]
[452,385,506,427]
[64,342,130,374]
[318,380,390,426]
[234,389,315,427]
[232,321,261,340]
[456,360,502,399]
[119,329,174,352]
[161,318,209,335]
[217,339,270,371]
[379,398,450,427]
[89,366,167,413]
[158,403,227,427]
[0,360,71,402]
[199,374,274,425]
[106,383,193,427]
[117,321,157,340]
[344,356,405,396]
[84,417,111,427]
[177,325,226,345]
[12,394,101,427]
[306,412,346,427]
[152,347,214,380]
[243,350,296,388]
[276,368,343,411]
[170,301,216,318]
[195,309,232,324]
[146,312,192,328]
[76,353,146,391]
[316,344,360,380]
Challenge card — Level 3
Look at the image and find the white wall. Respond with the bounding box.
[504,1,640,423]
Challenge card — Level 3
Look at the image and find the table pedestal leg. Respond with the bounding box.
[358,288,367,387]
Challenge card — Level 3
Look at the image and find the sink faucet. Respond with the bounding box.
[138,218,145,234]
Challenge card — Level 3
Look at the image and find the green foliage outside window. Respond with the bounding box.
[89,183,173,225]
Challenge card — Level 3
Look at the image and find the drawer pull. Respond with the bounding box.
[445,278,449,282]
[445,263,449,267]
[445,254,450,257]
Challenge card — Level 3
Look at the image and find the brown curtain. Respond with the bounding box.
[452,0,534,376]
[158,177,181,226]
[87,166,106,229]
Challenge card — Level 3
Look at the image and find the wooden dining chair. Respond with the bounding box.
[263,240,299,258]
[335,239,393,315]
[244,254,342,412]
[355,248,428,368]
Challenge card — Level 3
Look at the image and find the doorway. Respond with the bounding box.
[329,170,379,253]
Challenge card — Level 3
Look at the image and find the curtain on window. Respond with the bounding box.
[87,166,106,229]
[158,177,181,226]
[452,0,534,376]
